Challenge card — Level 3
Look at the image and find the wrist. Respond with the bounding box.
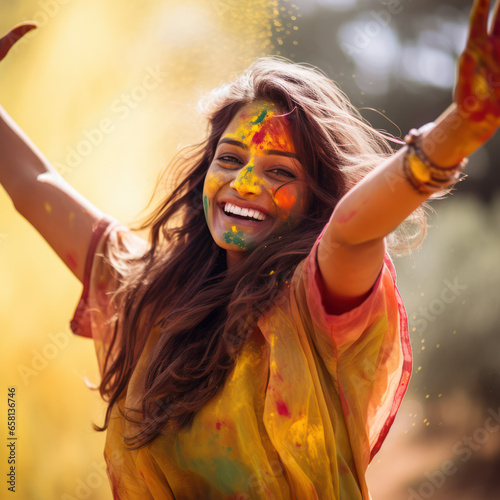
[420,104,496,168]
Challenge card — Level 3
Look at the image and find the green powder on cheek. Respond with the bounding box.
[203,195,212,227]
[223,231,246,249]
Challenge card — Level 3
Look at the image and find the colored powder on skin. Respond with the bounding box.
[203,195,209,216]
[251,108,269,125]
[272,187,296,212]
[205,172,225,196]
[66,253,77,270]
[337,209,356,224]
[250,127,267,147]
[250,115,291,152]
[44,202,52,214]
[216,421,222,430]
[223,230,246,249]
[235,166,263,194]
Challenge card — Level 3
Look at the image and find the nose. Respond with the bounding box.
[229,165,262,197]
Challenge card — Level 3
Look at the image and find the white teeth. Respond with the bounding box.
[223,203,266,221]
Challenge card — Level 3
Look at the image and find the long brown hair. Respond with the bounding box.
[93,56,426,449]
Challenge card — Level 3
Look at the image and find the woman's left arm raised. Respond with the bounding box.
[319,0,500,314]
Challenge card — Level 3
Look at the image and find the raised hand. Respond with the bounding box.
[455,0,500,129]
[0,22,38,63]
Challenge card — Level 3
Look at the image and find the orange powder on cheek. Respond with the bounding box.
[271,186,296,212]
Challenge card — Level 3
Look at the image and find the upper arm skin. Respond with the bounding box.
[13,172,109,284]
[317,224,386,315]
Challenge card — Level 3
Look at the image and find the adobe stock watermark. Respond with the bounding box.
[17,325,72,385]
[408,407,500,499]
[11,0,74,54]
[60,450,124,500]
[53,64,166,176]
[411,277,467,334]
[341,0,412,57]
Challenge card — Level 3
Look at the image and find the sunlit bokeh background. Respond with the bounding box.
[0,0,499,499]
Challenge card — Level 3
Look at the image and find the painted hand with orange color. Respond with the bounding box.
[455,0,500,129]
[0,22,38,62]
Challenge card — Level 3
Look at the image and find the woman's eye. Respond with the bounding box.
[270,168,296,178]
[217,155,242,165]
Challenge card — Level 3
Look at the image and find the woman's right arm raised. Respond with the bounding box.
[1,23,109,284]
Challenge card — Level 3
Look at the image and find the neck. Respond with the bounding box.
[225,250,244,270]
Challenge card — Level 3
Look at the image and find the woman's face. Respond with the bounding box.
[202,101,310,261]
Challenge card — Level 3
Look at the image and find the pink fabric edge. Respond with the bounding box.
[306,233,387,331]
[304,228,412,460]
[368,282,412,461]
[69,215,119,338]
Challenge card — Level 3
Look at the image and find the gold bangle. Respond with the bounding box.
[402,125,468,194]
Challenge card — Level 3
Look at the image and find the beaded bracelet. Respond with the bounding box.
[403,126,468,195]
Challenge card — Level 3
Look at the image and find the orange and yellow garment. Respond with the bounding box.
[71,216,411,500]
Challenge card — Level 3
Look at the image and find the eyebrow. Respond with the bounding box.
[218,138,299,160]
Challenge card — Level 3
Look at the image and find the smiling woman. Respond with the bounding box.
[203,101,309,260]
[2,1,500,498]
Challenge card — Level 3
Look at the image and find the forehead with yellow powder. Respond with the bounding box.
[225,102,295,153]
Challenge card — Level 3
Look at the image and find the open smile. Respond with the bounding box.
[217,201,272,227]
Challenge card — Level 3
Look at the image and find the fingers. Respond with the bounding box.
[468,0,491,41]
[0,22,38,62]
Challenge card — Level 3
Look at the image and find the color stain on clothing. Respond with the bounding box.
[275,399,291,418]
[223,230,246,249]
[181,456,249,496]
